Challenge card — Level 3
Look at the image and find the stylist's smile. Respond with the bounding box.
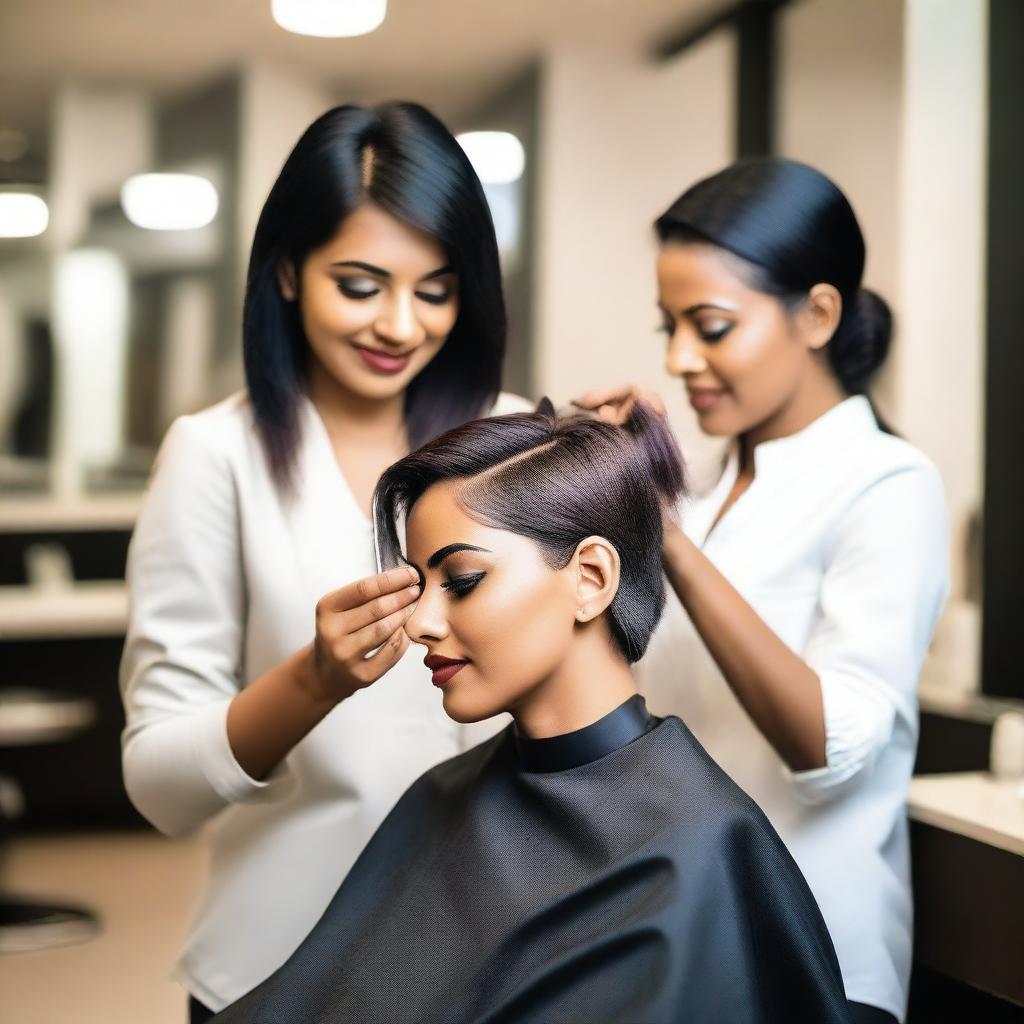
[686,385,728,412]
[350,341,415,375]
[424,654,470,687]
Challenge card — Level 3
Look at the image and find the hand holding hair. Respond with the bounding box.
[571,382,667,424]
[225,566,419,781]
[573,388,826,770]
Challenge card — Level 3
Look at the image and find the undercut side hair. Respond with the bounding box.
[374,400,687,662]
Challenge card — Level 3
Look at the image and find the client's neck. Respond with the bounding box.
[510,629,638,740]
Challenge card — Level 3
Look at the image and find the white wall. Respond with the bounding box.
[898,0,987,603]
[534,33,736,486]
[778,0,987,608]
[43,87,150,494]
[47,87,152,252]
[777,0,904,410]
[239,64,335,281]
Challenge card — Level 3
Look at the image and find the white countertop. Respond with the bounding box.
[0,493,142,532]
[909,771,1024,857]
[0,581,128,639]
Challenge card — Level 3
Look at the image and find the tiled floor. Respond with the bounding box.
[0,830,206,1024]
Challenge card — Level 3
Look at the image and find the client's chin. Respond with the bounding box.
[438,679,503,725]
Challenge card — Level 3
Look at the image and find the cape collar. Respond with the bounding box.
[513,694,655,774]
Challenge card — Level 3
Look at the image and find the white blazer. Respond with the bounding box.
[120,389,532,1010]
[638,396,950,1021]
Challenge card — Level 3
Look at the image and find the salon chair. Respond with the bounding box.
[0,687,101,953]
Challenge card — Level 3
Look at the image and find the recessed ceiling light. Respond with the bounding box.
[121,173,219,231]
[456,132,526,185]
[271,0,387,38]
[0,188,49,238]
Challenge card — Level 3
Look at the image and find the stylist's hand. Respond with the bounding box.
[307,565,421,703]
[574,383,681,535]
[571,382,666,425]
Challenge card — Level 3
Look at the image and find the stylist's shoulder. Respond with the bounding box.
[136,390,253,545]
[866,427,948,519]
[846,423,950,594]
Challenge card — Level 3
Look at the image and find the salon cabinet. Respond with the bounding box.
[0,498,144,830]
[906,776,1024,1021]
[907,684,1024,1021]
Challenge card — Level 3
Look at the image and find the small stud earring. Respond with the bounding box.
[576,609,585,620]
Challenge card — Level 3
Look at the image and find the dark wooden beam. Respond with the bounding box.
[981,0,1024,699]
[651,0,790,159]
[735,0,780,157]
[651,1,747,62]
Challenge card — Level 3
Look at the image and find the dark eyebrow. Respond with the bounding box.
[330,260,454,283]
[427,543,491,570]
[421,264,454,281]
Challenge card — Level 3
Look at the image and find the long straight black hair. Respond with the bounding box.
[374,400,687,663]
[243,101,506,487]
[656,158,892,409]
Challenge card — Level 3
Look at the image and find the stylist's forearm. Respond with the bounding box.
[662,525,826,771]
[226,645,340,781]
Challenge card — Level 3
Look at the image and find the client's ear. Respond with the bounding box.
[572,536,620,624]
[277,259,298,302]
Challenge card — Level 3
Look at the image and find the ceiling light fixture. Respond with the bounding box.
[271,0,387,38]
[121,173,219,231]
[456,132,526,185]
[0,186,49,238]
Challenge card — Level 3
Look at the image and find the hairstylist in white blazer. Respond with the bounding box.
[119,102,529,1020]
[575,159,949,1024]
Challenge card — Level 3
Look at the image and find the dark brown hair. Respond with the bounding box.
[373,400,686,662]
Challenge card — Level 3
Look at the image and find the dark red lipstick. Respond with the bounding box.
[424,654,469,687]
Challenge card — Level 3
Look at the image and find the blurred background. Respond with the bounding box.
[0,0,1021,1021]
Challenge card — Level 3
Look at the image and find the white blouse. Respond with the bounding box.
[119,389,532,1010]
[638,396,949,1021]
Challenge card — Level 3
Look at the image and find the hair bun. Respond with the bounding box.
[828,288,892,395]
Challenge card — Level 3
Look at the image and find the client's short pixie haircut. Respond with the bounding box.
[373,399,687,663]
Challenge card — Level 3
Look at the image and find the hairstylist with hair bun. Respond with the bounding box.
[575,158,949,1024]
[119,102,529,1021]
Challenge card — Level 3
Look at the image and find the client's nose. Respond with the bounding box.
[405,585,449,645]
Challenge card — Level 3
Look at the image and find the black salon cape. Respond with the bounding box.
[213,698,850,1024]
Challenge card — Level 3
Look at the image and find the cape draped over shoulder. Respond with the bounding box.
[213,697,850,1023]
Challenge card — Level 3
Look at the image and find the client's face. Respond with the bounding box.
[403,481,578,723]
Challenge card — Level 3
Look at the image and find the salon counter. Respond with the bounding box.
[909,772,1024,856]
[908,772,1024,1015]
[906,675,1024,1018]
[0,581,128,640]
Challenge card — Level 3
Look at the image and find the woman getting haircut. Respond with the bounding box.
[119,101,529,1020]
[575,158,949,1024]
[211,402,851,1024]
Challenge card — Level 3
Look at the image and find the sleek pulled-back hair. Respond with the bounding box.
[656,158,891,403]
[243,101,506,486]
[374,400,687,663]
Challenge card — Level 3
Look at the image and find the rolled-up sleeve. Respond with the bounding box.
[787,462,949,804]
[119,416,292,837]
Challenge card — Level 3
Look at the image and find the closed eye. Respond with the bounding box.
[337,279,380,300]
[699,323,733,342]
[416,289,454,306]
[441,571,485,598]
